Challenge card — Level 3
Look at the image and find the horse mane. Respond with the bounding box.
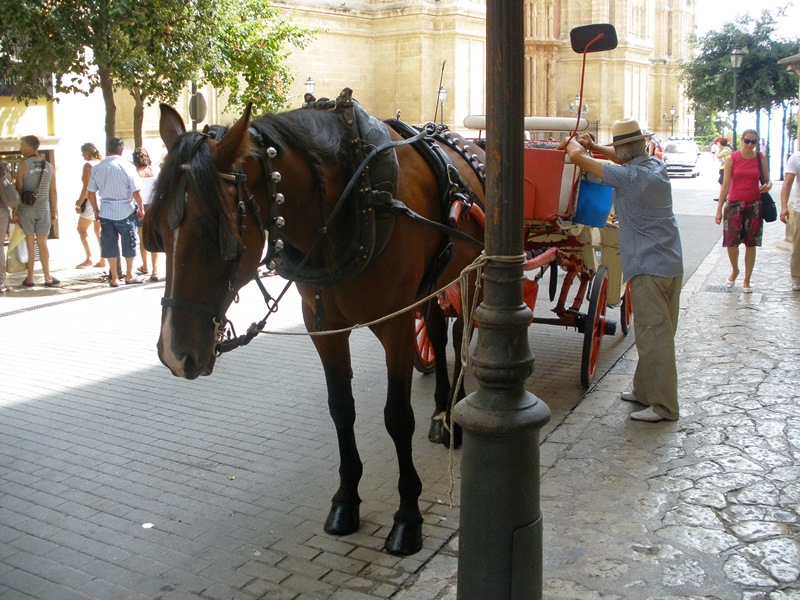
[150,131,237,241]
[149,108,359,246]
[249,108,359,200]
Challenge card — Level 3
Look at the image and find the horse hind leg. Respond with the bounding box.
[423,300,452,444]
[439,315,466,449]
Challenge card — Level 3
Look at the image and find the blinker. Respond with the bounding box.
[168,175,188,229]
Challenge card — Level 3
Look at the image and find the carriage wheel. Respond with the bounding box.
[620,280,633,335]
[580,266,609,388]
[414,312,436,374]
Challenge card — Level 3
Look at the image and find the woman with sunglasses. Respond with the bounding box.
[715,128,771,293]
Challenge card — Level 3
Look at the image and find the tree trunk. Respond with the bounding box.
[131,89,145,148]
[98,65,116,142]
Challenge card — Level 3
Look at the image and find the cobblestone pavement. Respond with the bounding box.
[0,249,632,599]
[397,221,800,599]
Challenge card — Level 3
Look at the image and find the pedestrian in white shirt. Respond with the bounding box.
[780,144,800,291]
[87,137,144,287]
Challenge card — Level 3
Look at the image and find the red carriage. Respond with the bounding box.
[415,25,631,388]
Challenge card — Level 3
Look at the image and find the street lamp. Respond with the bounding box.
[437,86,447,126]
[730,45,743,149]
[663,104,679,137]
[305,77,315,96]
[568,93,589,116]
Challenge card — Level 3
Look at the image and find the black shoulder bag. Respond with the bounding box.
[21,159,46,206]
[757,152,777,223]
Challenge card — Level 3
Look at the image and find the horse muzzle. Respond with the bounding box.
[157,319,217,380]
[157,341,216,379]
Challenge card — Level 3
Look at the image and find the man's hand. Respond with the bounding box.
[577,133,593,150]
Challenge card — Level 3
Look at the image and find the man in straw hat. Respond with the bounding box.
[559,118,683,422]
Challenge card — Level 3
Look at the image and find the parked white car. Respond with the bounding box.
[662,139,700,177]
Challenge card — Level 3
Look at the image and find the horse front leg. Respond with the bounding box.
[307,318,363,537]
[373,316,424,556]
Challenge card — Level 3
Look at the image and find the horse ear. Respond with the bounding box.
[213,103,253,170]
[160,104,186,150]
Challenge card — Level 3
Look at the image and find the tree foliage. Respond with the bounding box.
[680,9,799,123]
[0,0,315,145]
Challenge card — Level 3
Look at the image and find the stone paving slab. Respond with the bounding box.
[397,221,800,599]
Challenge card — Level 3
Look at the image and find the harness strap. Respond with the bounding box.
[161,297,219,316]
[383,199,483,246]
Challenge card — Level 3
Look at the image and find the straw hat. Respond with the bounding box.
[610,118,649,146]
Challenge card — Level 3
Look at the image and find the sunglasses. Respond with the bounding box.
[742,138,758,145]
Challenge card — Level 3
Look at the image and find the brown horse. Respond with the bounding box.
[146,95,484,555]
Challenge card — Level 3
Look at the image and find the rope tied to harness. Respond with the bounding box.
[257,251,524,338]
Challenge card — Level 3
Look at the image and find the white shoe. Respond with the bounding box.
[743,285,753,294]
[630,407,667,422]
[620,384,639,403]
[792,282,800,291]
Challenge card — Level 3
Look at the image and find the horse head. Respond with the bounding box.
[146,104,266,379]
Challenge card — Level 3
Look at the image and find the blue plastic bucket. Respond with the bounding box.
[574,180,613,228]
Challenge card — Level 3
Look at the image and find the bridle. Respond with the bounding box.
[151,131,280,355]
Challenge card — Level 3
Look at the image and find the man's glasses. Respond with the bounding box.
[742,138,758,145]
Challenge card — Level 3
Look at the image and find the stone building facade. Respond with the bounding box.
[278,0,696,141]
[0,0,696,238]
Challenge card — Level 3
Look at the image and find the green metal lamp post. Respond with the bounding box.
[663,104,679,137]
[730,45,743,150]
[453,0,551,597]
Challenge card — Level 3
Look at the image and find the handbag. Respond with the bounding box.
[20,159,45,206]
[756,152,777,223]
[0,162,20,209]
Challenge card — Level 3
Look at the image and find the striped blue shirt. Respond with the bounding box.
[88,155,142,221]
[601,156,683,281]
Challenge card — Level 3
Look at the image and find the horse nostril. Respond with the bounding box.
[181,354,198,379]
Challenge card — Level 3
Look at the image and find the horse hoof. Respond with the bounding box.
[324,502,360,536]
[428,417,444,443]
[438,423,463,449]
[384,520,423,556]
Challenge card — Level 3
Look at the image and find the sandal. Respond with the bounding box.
[93,260,107,268]
[22,279,35,287]
[109,281,119,288]
[43,277,61,288]
[148,275,159,282]
[75,259,93,269]
[136,266,149,275]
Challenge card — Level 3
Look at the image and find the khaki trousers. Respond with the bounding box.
[631,274,682,420]
[0,206,8,286]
